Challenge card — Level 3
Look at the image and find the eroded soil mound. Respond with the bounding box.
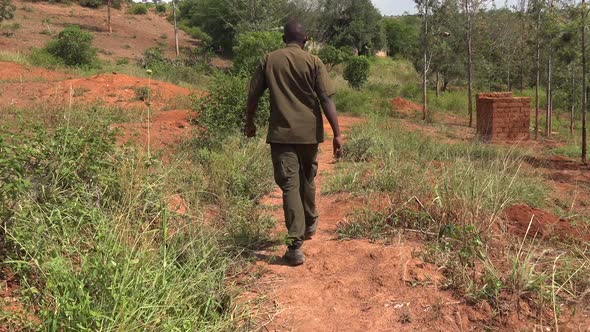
[0,61,70,81]
[390,97,422,115]
[112,109,194,151]
[504,204,590,241]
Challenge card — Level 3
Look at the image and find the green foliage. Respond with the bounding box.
[232,31,283,74]
[383,16,419,58]
[138,46,212,88]
[321,0,383,54]
[79,0,103,8]
[128,3,148,15]
[45,25,97,67]
[133,86,151,101]
[0,0,16,23]
[191,72,270,145]
[28,47,64,68]
[0,105,275,329]
[177,0,291,51]
[317,45,343,71]
[343,56,370,89]
[155,3,166,13]
[179,24,212,44]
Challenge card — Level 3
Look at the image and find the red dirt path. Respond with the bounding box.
[247,116,499,331]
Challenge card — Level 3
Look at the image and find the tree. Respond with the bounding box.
[343,56,370,89]
[232,31,283,74]
[317,45,344,71]
[583,0,588,163]
[178,0,291,52]
[172,0,179,57]
[321,0,383,54]
[383,16,420,59]
[0,0,16,23]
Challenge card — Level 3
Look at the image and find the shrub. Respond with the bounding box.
[134,86,151,101]
[180,25,212,45]
[155,3,166,13]
[79,0,102,8]
[192,72,270,146]
[344,56,370,89]
[45,25,97,67]
[0,0,16,23]
[128,3,147,15]
[29,47,63,68]
[232,31,283,75]
[317,45,343,71]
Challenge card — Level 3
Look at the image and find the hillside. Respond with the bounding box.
[0,0,194,61]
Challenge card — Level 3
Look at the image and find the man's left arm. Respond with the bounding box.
[245,60,267,137]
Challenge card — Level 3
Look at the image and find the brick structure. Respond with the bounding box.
[476,92,531,141]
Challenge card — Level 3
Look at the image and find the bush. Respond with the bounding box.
[128,3,147,15]
[343,56,370,89]
[0,0,16,23]
[155,3,166,13]
[45,25,97,67]
[134,86,151,101]
[29,47,63,68]
[180,24,212,44]
[192,73,270,146]
[138,46,212,88]
[232,31,283,75]
[79,0,102,8]
[317,45,343,72]
[0,118,240,329]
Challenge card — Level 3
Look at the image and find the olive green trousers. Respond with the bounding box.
[270,144,319,249]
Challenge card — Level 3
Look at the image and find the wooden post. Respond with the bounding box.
[172,0,180,58]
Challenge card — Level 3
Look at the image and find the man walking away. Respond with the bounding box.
[245,18,342,266]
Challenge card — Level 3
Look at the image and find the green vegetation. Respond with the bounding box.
[44,25,97,67]
[0,0,16,23]
[155,3,166,14]
[191,72,269,145]
[343,56,371,89]
[317,45,344,72]
[0,100,275,329]
[232,31,283,75]
[128,3,148,15]
[79,0,103,8]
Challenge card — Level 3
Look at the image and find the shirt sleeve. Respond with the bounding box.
[314,58,336,97]
[248,57,268,99]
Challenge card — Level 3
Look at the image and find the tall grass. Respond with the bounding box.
[0,106,274,329]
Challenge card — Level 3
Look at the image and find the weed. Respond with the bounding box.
[159,33,167,39]
[72,86,90,97]
[128,3,148,15]
[133,86,151,101]
[116,57,129,65]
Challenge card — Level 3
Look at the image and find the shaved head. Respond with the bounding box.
[283,18,308,45]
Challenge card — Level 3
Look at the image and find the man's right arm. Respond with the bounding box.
[318,92,343,158]
[315,60,343,158]
[245,59,268,137]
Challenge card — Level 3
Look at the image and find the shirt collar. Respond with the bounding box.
[287,43,303,49]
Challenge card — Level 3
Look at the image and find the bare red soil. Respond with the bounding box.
[389,96,422,116]
[1,0,196,61]
[0,61,70,81]
[246,117,503,331]
[505,204,590,242]
[112,109,194,151]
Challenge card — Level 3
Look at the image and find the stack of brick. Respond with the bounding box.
[476,92,531,141]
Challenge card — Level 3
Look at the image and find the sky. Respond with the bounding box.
[373,0,520,16]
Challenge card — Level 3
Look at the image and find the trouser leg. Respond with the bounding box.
[271,144,304,249]
[296,144,319,232]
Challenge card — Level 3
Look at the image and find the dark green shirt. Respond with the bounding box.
[249,43,335,144]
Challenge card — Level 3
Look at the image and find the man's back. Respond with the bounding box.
[249,43,334,144]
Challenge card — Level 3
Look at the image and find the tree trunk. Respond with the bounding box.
[535,4,541,140]
[436,71,440,97]
[546,52,552,138]
[466,0,474,128]
[107,0,112,34]
[508,65,511,91]
[422,0,429,121]
[172,0,180,58]
[583,0,588,163]
[571,65,575,135]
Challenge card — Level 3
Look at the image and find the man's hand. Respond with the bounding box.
[245,122,257,138]
[333,135,343,159]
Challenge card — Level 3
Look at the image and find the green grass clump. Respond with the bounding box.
[128,3,148,15]
[0,105,275,329]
